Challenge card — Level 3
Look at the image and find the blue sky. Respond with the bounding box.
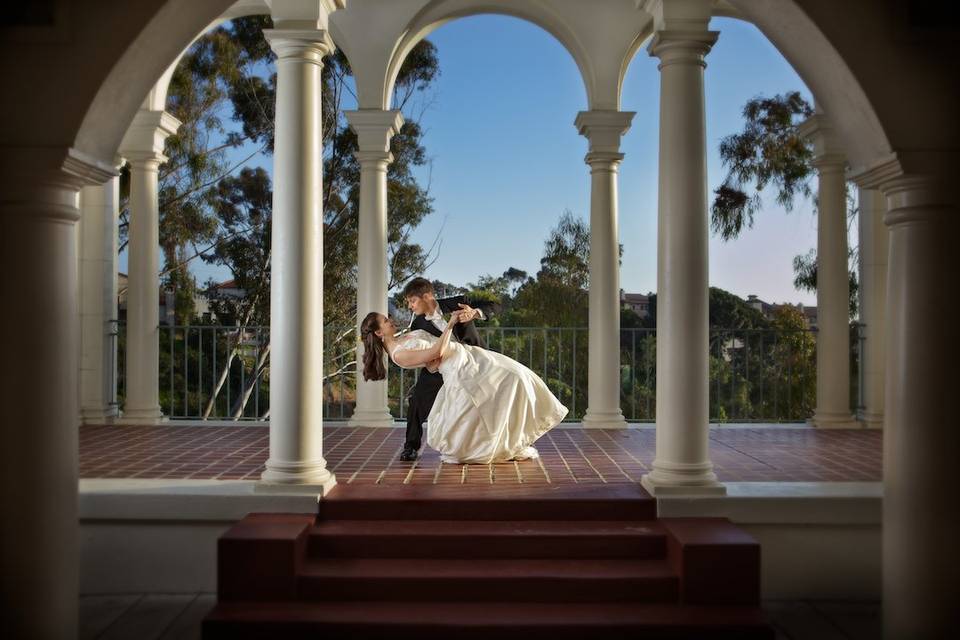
[130,15,831,307]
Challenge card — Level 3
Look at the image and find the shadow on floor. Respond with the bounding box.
[80,593,881,640]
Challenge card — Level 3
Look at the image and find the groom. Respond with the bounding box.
[400,277,498,461]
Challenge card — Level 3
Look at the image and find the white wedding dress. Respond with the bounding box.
[390,330,568,464]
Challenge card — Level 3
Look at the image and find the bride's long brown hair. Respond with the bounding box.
[360,312,387,381]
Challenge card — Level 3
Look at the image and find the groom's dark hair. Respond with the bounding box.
[403,277,434,298]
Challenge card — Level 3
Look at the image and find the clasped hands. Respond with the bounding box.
[451,302,479,323]
[425,304,477,372]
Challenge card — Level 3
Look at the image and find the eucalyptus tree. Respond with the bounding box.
[713,91,858,317]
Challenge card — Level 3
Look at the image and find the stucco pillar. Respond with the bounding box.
[799,114,857,428]
[856,187,887,428]
[575,110,633,429]
[873,173,956,639]
[119,110,180,424]
[260,28,336,490]
[78,158,122,424]
[0,147,116,639]
[345,109,403,428]
[640,22,724,496]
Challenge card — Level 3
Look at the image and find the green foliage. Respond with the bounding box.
[506,210,622,328]
[792,248,860,318]
[712,91,815,241]
[158,17,275,324]
[708,287,769,330]
[765,305,817,416]
[714,91,862,320]
[203,166,273,326]
[155,19,442,332]
[320,42,441,329]
[129,20,442,419]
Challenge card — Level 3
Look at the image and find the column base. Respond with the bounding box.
[857,410,884,429]
[261,458,337,493]
[348,409,396,428]
[808,411,860,429]
[118,407,167,425]
[80,406,119,425]
[640,461,726,496]
[581,410,628,429]
[254,477,337,497]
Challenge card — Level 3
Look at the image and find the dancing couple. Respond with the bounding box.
[361,277,568,464]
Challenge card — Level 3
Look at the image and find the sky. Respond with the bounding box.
[129,15,837,307]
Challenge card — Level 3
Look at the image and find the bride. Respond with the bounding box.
[360,310,568,464]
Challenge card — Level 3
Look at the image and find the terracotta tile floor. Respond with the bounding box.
[79,424,882,484]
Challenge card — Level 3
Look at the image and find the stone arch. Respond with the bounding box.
[382,1,595,111]
[74,0,239,161]
[617,2,891,170]
[724,0,892,170]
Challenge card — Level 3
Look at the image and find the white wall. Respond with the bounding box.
[79,480,880,599]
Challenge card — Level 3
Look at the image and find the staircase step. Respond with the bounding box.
[203,601,775,639]
[660,518,762,605]
[297,557,678,602]
[309,519,667,558]
[319,483,657,521]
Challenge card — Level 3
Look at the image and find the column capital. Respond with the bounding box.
[263,28,334,63]
[344,109,404,154]
[268,0,345,29]
[810,154,847,172]
[648,30,719,66]
[880,175,951,227]
[639,0,714,31]
[585,151,625,170]
[0,146,117,190]
[797,112,846,168]
[354,150,393,166]
[575,110,635,157]
[0,146,117,222]
[848,152,904,189]
[118,109,181,165]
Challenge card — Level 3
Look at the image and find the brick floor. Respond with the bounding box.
[78,424,882,484]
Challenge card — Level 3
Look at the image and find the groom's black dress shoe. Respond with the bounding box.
[399,447,418,461]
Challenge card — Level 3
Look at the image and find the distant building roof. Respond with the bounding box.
[622,292,649,304]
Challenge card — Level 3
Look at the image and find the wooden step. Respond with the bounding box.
[296,557,678,602]
[308,519,668,558]
[318,483,657,521]
[203,601,775,639]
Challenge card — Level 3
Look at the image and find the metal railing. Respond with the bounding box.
[111,323,843,423]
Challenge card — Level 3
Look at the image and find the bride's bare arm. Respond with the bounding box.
[391,313,460,369]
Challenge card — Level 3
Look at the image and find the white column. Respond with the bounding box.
[575,110,633,429]
[119,110,180,424]
[0,147,116,639]
[260,28,336,490]
[78,159,122,424]
[874,174,957,638]
[799,114,858,428]
[345,109,403,428]
[640,16,724,495]
[856,187,887,428]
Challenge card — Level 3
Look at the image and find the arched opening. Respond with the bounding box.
[371,14,594,422]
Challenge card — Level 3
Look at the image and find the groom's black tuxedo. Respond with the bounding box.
[404,295,500,453]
